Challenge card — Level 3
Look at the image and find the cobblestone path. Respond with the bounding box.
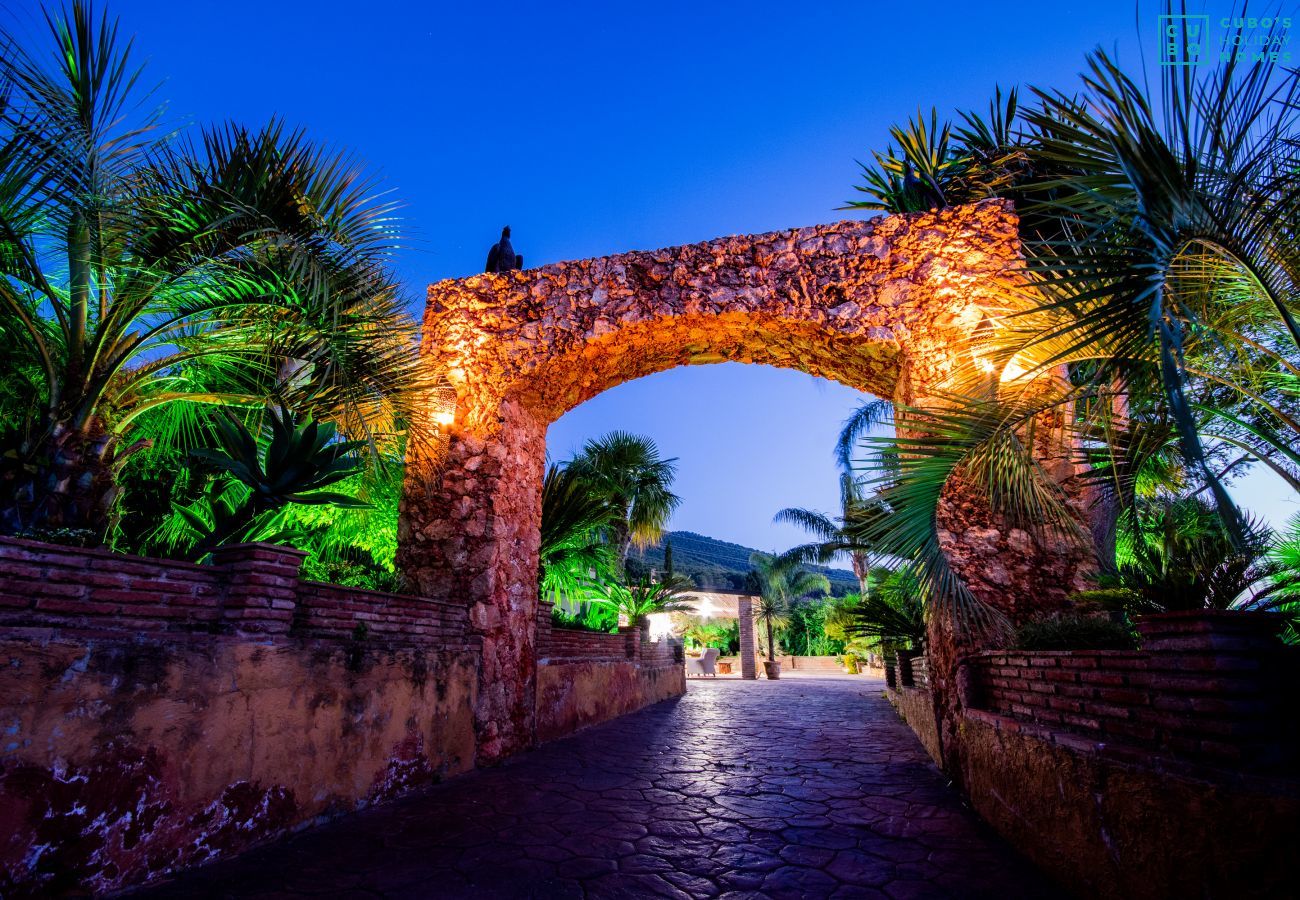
[143,676,1054,899]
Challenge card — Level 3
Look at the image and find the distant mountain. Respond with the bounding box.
[629,530,858,595]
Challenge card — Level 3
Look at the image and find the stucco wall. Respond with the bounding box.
[536,661,685,744]
[0,629,477,896]
[958,711,1300,899]
[886,687,943,766]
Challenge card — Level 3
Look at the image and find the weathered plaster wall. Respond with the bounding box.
[536,661,685,744]
[0,629,477,896]
[958,711,1300,899]
[886,687,942,766]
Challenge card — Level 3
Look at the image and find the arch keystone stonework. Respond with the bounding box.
[398,200,1090,762]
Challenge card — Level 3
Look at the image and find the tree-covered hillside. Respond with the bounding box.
[630,531,858,595]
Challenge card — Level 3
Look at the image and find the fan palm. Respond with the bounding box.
[593,573,696,627]
[539,463,618,602]
[566,431,681,569]
[749,551,830,660]
[0,3,416,538]
[843,568,928,649]
[775,471,894,595]
[843,23,1300,624]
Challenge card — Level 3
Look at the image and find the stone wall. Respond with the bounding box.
[884,613,1300,897]
[958,711,1300,899]
[966,648,1296,771]
[0,537,472,646]
[536,658,685,745]
[0,538,480,896]
[533,601,686,742]
[886,687,942,766]
[401,201,1096,760]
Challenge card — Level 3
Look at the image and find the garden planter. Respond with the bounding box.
[843,656,860,674]
[763,660,781,680]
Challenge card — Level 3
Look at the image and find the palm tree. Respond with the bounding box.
[1100,496,1300,616]
[593,573,696,628]
[538,463,617,603]
[0,3,415,538]
[841,29,1300,623]
[566,432,681,570]
[775,472,894,595]
[749,551,830,662]
[843,568,927,649]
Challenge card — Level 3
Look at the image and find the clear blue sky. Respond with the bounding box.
[12,0,1296,549]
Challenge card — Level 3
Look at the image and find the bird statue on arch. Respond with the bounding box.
[485,225,523,273]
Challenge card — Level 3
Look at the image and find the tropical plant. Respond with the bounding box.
[840,23,1300,623]
[752,592,788,660]
[749,551,830,660]
[680,617,732,650]
[1014,614,1137,651]
[539,463,617,602]
[551,601,619,634]
[0,3,415,539]
[1267,513,1300,642]
[592,573,696,628]
[169,407,366,558]
[775,470,894,595]
[1102,496,1300,615]
[843,567,928,650]
[567,432,681,570]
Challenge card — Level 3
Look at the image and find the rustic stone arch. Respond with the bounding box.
[397,200,1089,762]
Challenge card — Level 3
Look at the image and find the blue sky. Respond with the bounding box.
[13,0,1297,549]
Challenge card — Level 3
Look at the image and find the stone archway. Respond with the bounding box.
[398,200,1089,762]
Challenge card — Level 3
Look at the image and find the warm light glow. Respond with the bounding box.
[974,357,996,375]
[1000,357,1029,383]
[646,612,675,642]
[434,410,455,427]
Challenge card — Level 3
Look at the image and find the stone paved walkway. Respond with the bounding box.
[142,676,1054,899]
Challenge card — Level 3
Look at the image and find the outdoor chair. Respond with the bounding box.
[686,647,720,677]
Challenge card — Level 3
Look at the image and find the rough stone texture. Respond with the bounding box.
[888,687,943,767]
[140,676,1055,899]
[0,630,477,896]
[956,710,1300,899]
[399,200,1089,762]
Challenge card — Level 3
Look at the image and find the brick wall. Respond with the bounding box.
[965,645,1296,770]
[0,536,470,647]
[545,627,628,661]
[0,536,228,632]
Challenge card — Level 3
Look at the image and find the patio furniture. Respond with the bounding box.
[686,647,720,677]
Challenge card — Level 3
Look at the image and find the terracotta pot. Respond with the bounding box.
[763,660,781,680]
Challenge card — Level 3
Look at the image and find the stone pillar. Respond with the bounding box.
[737,596,756,680]
[398,397,545,764]
[905,385,1095,779]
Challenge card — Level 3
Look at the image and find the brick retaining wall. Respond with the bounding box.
[965,646,1296,771]
[0,537,471,648]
